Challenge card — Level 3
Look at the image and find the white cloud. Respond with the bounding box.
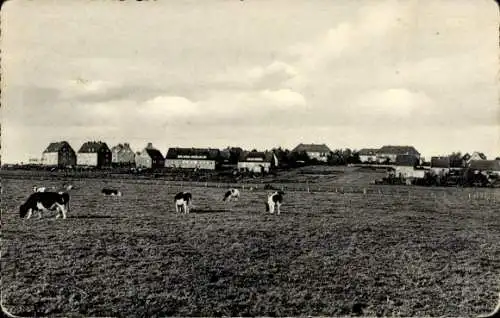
[353,88,435,118]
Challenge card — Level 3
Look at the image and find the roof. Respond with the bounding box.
[378,145,420,156]
[239,151,274,162]
[358,148,379,156]
[78,141,110,153]
[111,143,134,153]
[469,160,500,171]
[430,156,450,168]
[292,143,331,153]
[165,147,220,160]
[395,154,419,166]
[144,148,164,161]
[44,141,72,153]
[470,151,487,160]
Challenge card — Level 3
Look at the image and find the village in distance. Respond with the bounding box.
[4,140,500,188]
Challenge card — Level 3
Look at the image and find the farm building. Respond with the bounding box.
[358,148,379,163]
[220,147,244,165]
[464,151,487,165]
[164,147,221,170]
[430,156,451,175]
[111,143,135,166]
[135,143,165,169]
[469,160,500,176]
[394,154,422,179]
[376,145,420,164]
[77,141,112,168]
[237,150,278,173]
[41,141,77,167]
[291,143,331,162]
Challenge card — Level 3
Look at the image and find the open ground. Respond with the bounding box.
[1,167,499,316]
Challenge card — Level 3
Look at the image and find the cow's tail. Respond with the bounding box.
[265,202,270,212]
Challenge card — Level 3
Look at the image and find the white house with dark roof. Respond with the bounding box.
[77,141,112,167]
[358,148,379,163]
[135,143,165,169]
[237,150,277,173]
[41,141,77,167]
[165,147,221,170]
[376,145,420,164]
[291,143,332,162]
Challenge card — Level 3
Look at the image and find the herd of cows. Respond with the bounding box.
[19,183,286,219]
[14,183,500,318]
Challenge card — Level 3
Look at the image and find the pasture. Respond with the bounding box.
[1,170,499,317]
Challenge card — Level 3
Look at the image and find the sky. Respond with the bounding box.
[1,0,499,163]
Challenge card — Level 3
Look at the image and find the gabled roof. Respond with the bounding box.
[292,143,331,153]
[165,147,220,160]
[358,148,379,156]
[144,148,164,161]
[395,154,419,166]
[469,160,500,171]
[430,156,450,168]
[470,151,487,160]
[78,141,110,153]
[111,143,134,153]
[44,141,72,153]
[378,145,420,156]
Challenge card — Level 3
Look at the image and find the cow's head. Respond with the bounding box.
[19,204,28,218]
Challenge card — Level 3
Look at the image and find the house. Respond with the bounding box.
[376,145,420,164]
[465,151,487,165]
[393,154,420,179]
[358,148,379,163]
[164,147,221,170]
[41,141,77,167]
[135,143,165,169]
[111,143,135,166]
[430,156,451,175]
[77,141,112,167]
[469,160,500,176]
[237,150,278,173]
[291,143,331,162]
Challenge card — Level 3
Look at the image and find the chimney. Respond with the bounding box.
[124,143,129,147]
[147,142,153,149]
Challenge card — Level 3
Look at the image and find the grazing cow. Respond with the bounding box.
[478,293,500,318]
[174,192,192,214]
[265,191,284,215]
[102,188,122,196]
[20,191,70,219]
[223,188,240,202]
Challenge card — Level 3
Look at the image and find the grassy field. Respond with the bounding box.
[1,168,499,317]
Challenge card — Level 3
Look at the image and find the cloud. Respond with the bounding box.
[353,88,434,118]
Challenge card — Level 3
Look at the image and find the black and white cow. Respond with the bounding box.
[20,191,70,219]
[265,191,284,215]
[223,188,240,202]
[102,188,122,196]
[174,192,192,214]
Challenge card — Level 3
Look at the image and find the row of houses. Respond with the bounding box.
[40,141,280,173]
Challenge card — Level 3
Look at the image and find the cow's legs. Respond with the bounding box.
[57,203,67,219]
[26,209,33,219]
[277,203,281,215]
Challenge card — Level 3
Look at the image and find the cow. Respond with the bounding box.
[102,188,122,196]
[20,191,70,219]
[175,192,192,214]
[265,191,284,215]
[223,188,240,202]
